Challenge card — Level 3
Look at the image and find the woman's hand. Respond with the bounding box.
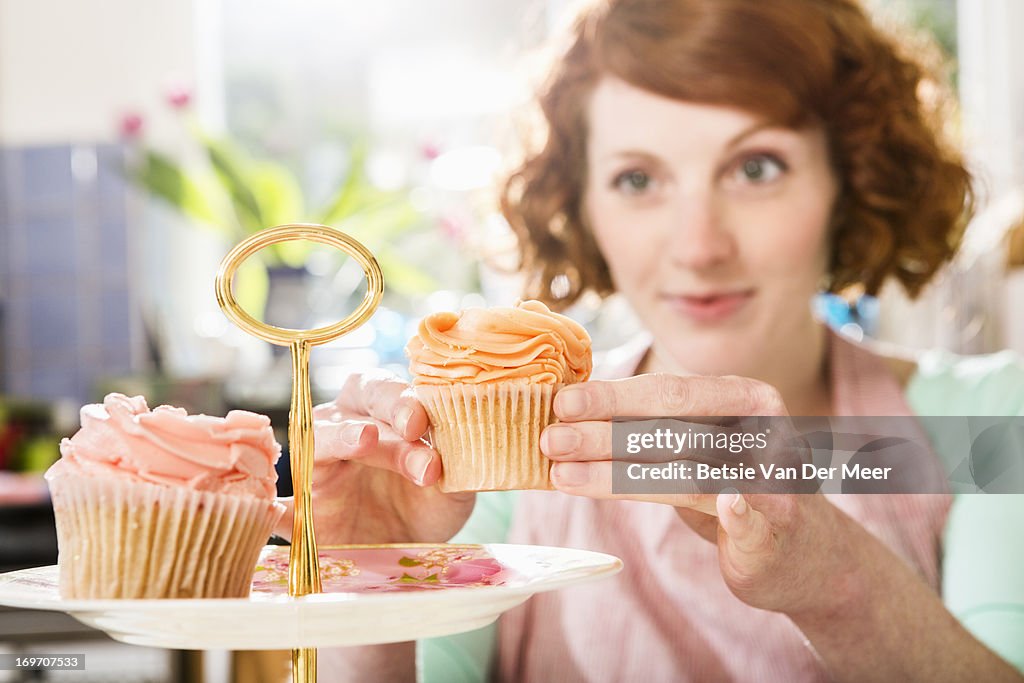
[274,369,474,545]
[542,374,1024,682]
[539,373,857,616]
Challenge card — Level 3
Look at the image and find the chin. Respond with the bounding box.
[652,329,759,377]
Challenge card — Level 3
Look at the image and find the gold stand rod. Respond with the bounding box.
[289,338,321,597]
[292,648,316,683]
[216,224,384,683]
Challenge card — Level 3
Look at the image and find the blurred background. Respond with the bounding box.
[0,0,1022,680]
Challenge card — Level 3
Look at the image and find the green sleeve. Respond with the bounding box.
[907,348,1024,672]
[941,496,1024,672]
[417,490,520,683]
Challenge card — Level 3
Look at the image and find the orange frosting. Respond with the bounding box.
[406,300,592,385]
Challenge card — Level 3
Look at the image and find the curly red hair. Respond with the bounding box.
[500,0,973,308]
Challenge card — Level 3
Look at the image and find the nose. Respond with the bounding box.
[666,190,736,269]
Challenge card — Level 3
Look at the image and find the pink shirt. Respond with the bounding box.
[498,332,951,682]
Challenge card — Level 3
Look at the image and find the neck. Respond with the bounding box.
[640,323,833,416]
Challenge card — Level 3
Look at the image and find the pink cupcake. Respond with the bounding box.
[45,394,285,599]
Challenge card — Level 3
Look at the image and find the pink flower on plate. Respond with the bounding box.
[442,557,506,586]
[389,550,507,588]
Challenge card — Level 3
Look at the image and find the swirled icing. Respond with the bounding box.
[406,300,592,385]
[47,393,280,498]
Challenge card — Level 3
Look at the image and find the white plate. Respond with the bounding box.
[0,544,622,649]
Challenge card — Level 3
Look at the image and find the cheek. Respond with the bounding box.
[585,196,659,288]
[736,197,831,279]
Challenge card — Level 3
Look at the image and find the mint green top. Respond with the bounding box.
[909,349,1024,673]
[419,349,1024,680]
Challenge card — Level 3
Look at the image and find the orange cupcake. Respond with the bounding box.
[406,300,592,491]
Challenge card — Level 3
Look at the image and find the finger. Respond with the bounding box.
[540,421,611,461]
[550,460,718,514]
[554,375,787,422]
[316,417,441,486]
[716,490,774,556]
[273,497,294,540]
[380,432,441,486]
[334,369,430,441]
[358,430,441,486]
[314,419,379,462]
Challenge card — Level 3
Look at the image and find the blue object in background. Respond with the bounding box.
[814,292,880,339]
[372,306,411,367]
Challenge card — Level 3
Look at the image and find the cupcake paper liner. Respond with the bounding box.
[48,471,284,599]
[416,381,558,492]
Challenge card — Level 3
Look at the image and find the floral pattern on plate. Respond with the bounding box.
[251,545,510,594]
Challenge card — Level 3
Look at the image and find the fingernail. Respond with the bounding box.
[406,449,431,485]
[342,423,365,446]
[730,492,747,515]
[556,387,589,418]
[543,425,580,456]
[552,462,589,488]
[394,404,413,436]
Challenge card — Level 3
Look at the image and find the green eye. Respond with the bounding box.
[737,155,785,183]
[613,170,652,194]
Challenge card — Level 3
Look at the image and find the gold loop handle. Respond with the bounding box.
[214,224,384,683]
[215,223,384,347]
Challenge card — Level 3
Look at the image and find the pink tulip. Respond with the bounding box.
[421,141,442,160]
[439,214,467,243]
[166,85,192,110]
[119,112,144,139]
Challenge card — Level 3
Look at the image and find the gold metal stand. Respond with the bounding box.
[215,224,384,683]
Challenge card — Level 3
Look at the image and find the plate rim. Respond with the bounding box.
[0,542,623,612]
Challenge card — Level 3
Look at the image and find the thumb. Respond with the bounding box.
[716,490,774,557]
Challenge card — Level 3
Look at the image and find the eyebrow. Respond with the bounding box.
[594,121,783,164]
[594,149,658,164]
[725,121,778,150]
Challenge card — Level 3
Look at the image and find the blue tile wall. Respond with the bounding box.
[21,216,79,276]
[0,153,8,283]
[20,145,74,207]
[98,221,129,279]
[95,146,130,220]
[25,293,79,350]
[0,143,141,403]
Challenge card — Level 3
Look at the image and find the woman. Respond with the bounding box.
[281,0,1024,680]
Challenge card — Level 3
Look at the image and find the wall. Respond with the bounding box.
[0,0,207,403]
[875,0,1024,353]
[0,0,198,145]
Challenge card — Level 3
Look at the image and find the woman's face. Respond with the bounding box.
[583,77,839,377]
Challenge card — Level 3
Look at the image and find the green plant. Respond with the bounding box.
[121,94,438,314]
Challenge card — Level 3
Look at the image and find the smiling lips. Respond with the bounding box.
[660,290,755,322]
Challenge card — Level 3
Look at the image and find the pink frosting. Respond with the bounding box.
[47,394,281,499]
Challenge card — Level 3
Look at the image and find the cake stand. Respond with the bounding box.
[0,225,622,683]
[0,543,622,650]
